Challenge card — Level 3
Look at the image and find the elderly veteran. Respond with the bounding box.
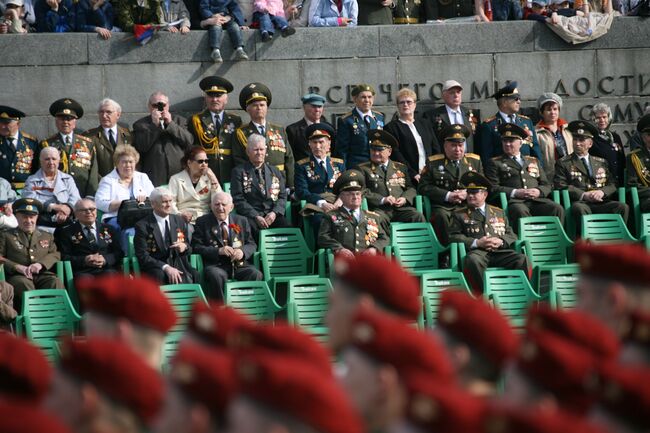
[535,92,573,179]
[589,102,626,187]
[0,105,39,190]
[23,147,81,230]
[286,93,334,162]
[0,198,64,312]
[0,177,18,230]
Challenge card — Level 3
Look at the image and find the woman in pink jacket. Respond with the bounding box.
[253,0,296,41]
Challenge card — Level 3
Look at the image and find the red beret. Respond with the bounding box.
[60,337,164,424]
[592,363,650,429]
[404,374,486,433]
[0,401,73,433]
[0,332,51,403]
[170,344,238,415]
[575,241,650,287]
[517,330,597,414]
[348,306,455,384]
[334,254,421,320]
[527,306,620,360]
[237,351,364,433]
[78,274,177,333]
[482,407,609,433]
[621,308,650,347]
[187,301,252,347]
[437,291,519,368]
[230,321,333,375]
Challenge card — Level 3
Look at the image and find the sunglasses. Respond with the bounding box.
[194,159,209,164]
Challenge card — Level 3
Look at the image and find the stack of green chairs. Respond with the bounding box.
[390,222,458,274]
[581,214,637,244]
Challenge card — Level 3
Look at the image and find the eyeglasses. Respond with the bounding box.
[398,100,415,105]
[77,208,97,213]
[194,159,209,164]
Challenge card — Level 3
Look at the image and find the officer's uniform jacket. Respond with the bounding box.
[553,153,617,202]
[358,160,416,209]
[84,125,132,177]
[486,154,552,202]
[0,131,38,189]
[449,205,517,250]
[335,109,385,170]
[476,113,541,167]
[295,155,345,205]
[0,228,61,274]
[417,153,483,208]
[40,133,99,197]
[318,207,389,253]
[187,109,242,183]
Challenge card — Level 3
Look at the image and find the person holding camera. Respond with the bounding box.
[132,91,194,187]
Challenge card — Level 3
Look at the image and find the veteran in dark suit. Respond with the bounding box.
[358,129,425,223]
[286,93,334,162]
[417,124,483,244]
[627,114,650,213]
[83,98,133,178]
[55,198,123,276]
[449,172,528,293]
[187,76,242,183]
[553,121,628,237]
[0,106,39,190]
[40,98,100,197]
[486,123,564,233]
[0,198,63,311]
[134,187,197,284]
[234,83,295,189]
[231,134,290,240]
[191,192,262,300]
[318,170,389,257]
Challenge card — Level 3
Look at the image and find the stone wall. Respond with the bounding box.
[1,17,649,144]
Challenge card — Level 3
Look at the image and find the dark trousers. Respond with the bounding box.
[203,263,263,300]
[463,249,529,294]
[8,271,64,313]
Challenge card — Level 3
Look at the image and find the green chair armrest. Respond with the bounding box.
[499,192,509,214]
[122,257,131,275]
[617,187,625,204]
[552,190,560,204]
[56,261,64,283]
[415,195,423,214]
[0,264,5,281]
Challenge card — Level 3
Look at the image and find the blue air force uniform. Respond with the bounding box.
[335,108,385,170]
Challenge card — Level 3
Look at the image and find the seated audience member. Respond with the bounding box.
[252,0,296,42]
[55,198,123,276]
[448,171,528,293]
[478,0,522,21]
[384,87,440,183]
[393,0,423,23]
[84,98,132,178]
[317,169,389,257]
[134,187,197,284]
[308,0,358,26]
[199,0,249,63]
[589,103,625,187]
[627,114,650,213]
[553,121,628,237]
[23,147,80,230]
[0,177,18,229]
[231,133,290,240]
[628,107,650,151]
[422,80,475,153]
[0,105,39,190]
[0,198,64,312]
[191,192,262,300]
[39,0,76,31]
[284,0,310,26]
[95,144,155,252]
[114,0,190,32]
[535,92,573,179]
[286,93,333,162]
[357,0,392,24]
[0,0,28,33]
[422,0,478,21]
[358,129,426,223]
[75,0,114,39]
[549,0,580,15]
[169,146,222,225]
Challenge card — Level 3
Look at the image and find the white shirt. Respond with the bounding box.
[399,118,426,171]
[499,111,516,123]
[445,105,464,125]
[355,108,374,122]
[252,121,266,135]
[154,212,171,241]
[103,126,118,142]
[212,111,223,125]
[470,205,487,249]
[59,133,73,144]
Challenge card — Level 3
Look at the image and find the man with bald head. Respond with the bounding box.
[191,191,262,300]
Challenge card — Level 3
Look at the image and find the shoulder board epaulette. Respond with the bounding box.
[365,210,380,216]
[373,110,384,116]
[592,156,606,163]
[487,204,504,212]
[77,135,92,142]
[518,114,531,120]
[484,116,496,122]
[40,139,49,147]
[268,122,283,130]
[392,160,406,168]
[340,112,353,119]
[297,158,310,165]
[428,154,445,161]
[559,154,572,162]
[331,157,344,163]
[465,153,480,160]
[524,155,539,161]
[22,132,37,140]
[358,161,371,168]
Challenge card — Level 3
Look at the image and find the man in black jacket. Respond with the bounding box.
[286,93,333,162]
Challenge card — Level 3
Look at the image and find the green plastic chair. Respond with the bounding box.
[420,270,473,328]
[561,188,626,238]
[287,277,332,343]
[638,212,650,250]
[581,214,637,244]
[547,264,580,310]
[224,281,282,322]
[37,339,61,363]
[483,269,549,332]
[390,222,458,274]
[15,289,82,344]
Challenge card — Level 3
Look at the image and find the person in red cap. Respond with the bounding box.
[619,308,650,364]
[153,343,238,433]
[326,253,421,352]
[0,331,51,404]
[185,301,253,348]
[77,274,177,369]
[228,350,364,433]
[44,337,164,433]
[575,241,650,338]
[1,401,73,433]
[435,291,519,398]
[339,306,455,433]
[481,405,609,433]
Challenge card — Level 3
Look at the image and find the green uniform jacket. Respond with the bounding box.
[40,133,99,197]
[553,153,616,202]
[84,125,132,178]
[358,160,417,209]
[485,155,552,202]
[626,147,650,205]
[114,0,164,32]
[235,121,295,188]
[318,208,389,253]
[417,153,483,208]
[0,228,61,274]
[449,205,517,251]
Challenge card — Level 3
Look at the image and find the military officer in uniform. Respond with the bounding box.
[476,82,541,167]
[83,98,132,178]
[393,0,423,23]
[0,105,39,190]
[417,124,483,244]
[318,170,389,257]
[187,76,242,183]
[626,114,650,213]
[234,83,295,189]
[486,123,564,233]
[40,98,99,197]
[335,84,385,170]
[358,129,426,223]
[553,120,628,237]
[448,172,528,293]
[286,93,333,162]
[0,198,64,312]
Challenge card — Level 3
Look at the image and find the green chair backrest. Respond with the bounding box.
[258,228,315,280]
[224,281,282,322]
[21,289,81,343]
[581,214,637,244]
[160,284,207,330]
[547,264,580,310]
[483,270,544,332]
[36,339,61,363]
[420,270,472,327]
[519,216,573,268]
[287,277,332,342]
[390,222,448,275]
[639,212,650,249]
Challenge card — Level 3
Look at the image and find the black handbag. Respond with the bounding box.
[167,250,196,284]
[117,199,153,228]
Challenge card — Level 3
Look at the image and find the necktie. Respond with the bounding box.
[581,157,592,177]
[509,115,515,124]
[381,164,387,174]
[85,225,96,244]
[214,114,221,132]
[320,161,326,173]
[453,111,460,124]
[65,135,71,147]
[7,136,16,149]
[259,125,265,136]
[453,160,460,177]
[164,220,172,245]
[108,129,116,147]
[221,221,229,245]
[364,115,371,128]
[512,156,521,167]
[257,168,266,194]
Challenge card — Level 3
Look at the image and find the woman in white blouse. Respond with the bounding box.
[168,146,222,225]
